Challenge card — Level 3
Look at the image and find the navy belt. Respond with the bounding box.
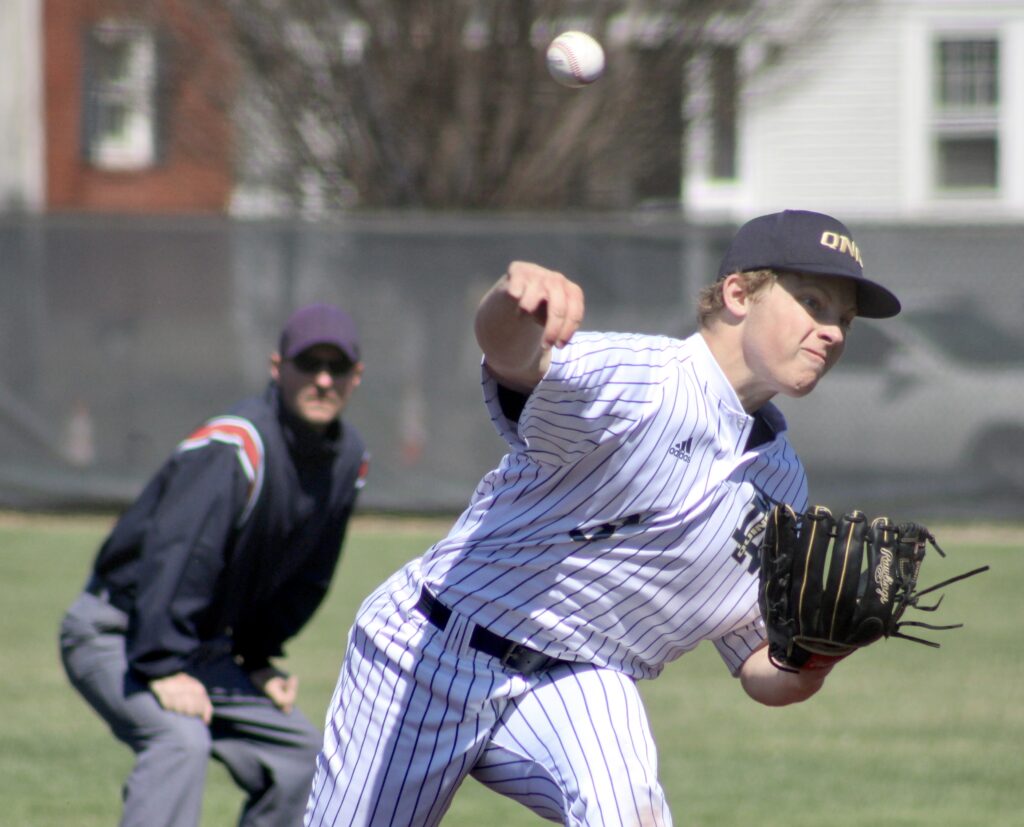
[85,575,134,614]
[415,585,571,676]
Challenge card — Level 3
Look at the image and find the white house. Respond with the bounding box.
[685,0,1024,224]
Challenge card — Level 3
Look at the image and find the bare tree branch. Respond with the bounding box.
[159,0,841,212]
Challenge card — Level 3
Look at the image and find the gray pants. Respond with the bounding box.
[59,591,322,827]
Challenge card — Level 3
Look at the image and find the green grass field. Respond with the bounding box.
[2,514,1021,826]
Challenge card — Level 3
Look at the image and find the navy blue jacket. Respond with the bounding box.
[91,383,368,680]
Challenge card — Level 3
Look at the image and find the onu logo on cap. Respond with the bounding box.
[819,231,863,267]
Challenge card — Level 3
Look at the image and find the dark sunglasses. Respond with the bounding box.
[289,353,354,377]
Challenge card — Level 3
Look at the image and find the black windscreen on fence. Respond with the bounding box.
[1,212,1021,520]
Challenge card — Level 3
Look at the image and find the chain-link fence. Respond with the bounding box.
[2,212,1021,520]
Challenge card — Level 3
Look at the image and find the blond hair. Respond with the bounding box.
[696,269,778,327]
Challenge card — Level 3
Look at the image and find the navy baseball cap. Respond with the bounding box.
[278,303,361,362]
[717,210,901,318]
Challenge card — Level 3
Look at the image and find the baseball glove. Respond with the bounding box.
[758,504,989,671]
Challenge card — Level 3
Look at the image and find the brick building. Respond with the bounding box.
[43,0,233,213]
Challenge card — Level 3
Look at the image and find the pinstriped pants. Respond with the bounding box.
[305,567,672,826]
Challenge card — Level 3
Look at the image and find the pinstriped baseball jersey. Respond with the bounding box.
[419,330,808,678]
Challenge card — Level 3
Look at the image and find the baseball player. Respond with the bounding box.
[60,304,369,827]
[305,210,902,826]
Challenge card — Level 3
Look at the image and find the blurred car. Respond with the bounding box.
[775,299,1024,492]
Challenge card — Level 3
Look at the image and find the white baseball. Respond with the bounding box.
[546,31,605,88]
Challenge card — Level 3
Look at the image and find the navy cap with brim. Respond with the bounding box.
[716,210,901,319]
[278,303,361,362]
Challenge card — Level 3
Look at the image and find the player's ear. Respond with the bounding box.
[270,351,283,382]
[720,273,753,320]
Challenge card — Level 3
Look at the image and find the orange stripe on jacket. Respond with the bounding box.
[179,416,265,524]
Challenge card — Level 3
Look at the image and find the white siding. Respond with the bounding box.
[0,0,44,212]
[743,2,902,219]
[686,0,1024,223]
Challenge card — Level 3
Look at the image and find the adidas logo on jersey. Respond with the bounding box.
[669,438,693,461]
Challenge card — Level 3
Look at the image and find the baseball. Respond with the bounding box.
[546,31,605,88]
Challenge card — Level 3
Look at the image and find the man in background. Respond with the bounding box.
[60,303,369,827]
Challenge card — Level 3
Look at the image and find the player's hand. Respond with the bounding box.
[503,261,585,350]
[738,645,831,707]
[476,262,585,391]
[149,672,213,724]
[250,666,299,713]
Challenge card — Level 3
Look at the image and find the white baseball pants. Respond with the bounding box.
[305,567,672,826]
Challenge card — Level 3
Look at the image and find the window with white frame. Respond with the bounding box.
[83,21,159,171]
[932,36,999,192]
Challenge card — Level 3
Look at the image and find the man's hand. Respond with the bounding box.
[739,644,832,707]
[149,672,213,724]
[500,261,585,352]
[250,666,299,713]
[474,262,585,392]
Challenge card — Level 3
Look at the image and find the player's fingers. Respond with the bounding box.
[541,290,568,347]
[556,279,585,347]
[505,261,563,314]
[503,262,529,302]
[503,261,583,348]
[507,263,552,315]
[504,261,541,307]
[543,274,585,348]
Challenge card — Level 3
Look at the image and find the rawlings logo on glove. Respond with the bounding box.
[758,504,989,672]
